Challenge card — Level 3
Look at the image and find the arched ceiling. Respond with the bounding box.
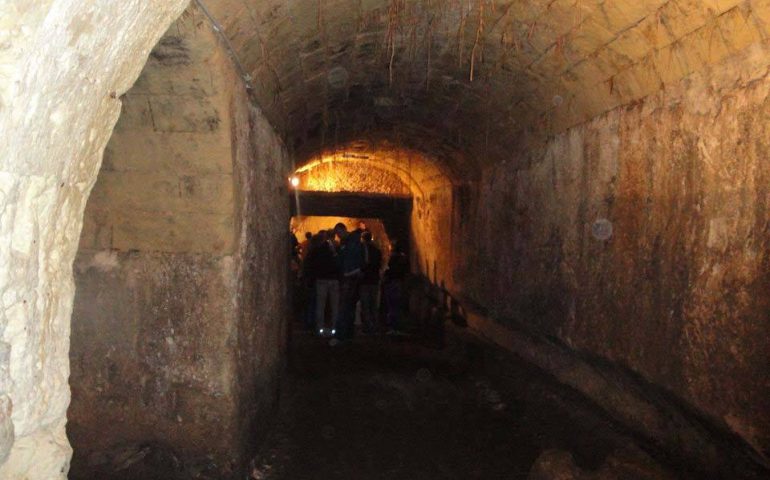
[295,140,454,195]
[204,0,768,171]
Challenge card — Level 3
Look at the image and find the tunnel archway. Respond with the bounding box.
[2,1,770,478]
[290,141,467,293]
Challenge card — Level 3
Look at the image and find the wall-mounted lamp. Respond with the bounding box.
[289,176,300,188]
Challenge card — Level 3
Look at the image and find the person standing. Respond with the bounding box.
[331,223,364,345]
[299,231,312,260]
[359,231,382,335]
[305,231,340,336]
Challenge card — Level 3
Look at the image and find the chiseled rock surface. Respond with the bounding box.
[0,0,187,477]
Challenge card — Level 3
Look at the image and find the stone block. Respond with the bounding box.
[750,0,770,34]
[149,95,223,133]
[591,45,633,78]
[717,5,764,53]
[111,209,235,254]
[112,95,154,134]
[653,41,702,86]
[131,62,217,97]
[660,0,713,40]
[685,21,732,66]
[88,171,234,216]
[598,0,661,33]
[568,16,616,59]
[608,24,655,63]
[615,58,662,103]
[78,207,112,250]
[702,0,747,15]
[70,251,241,475]
[568,59,609,88]
[102,130,233,175]
[536,0,580,39]
[635,15,676,51]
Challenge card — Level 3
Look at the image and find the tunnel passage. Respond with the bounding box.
[2,0,770,478]
[291,144,463,292]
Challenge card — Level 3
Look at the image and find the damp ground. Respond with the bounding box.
[250,326,673,480]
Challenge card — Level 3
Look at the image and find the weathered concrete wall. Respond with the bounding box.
[231,101,291,467]
[69,7,290,478]
[463,42,770,460]
[0,0,189,477]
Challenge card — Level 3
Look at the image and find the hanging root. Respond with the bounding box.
[386,0,403,87]
[470,0,485,82]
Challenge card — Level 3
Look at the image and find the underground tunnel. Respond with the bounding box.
[1,0,770,479]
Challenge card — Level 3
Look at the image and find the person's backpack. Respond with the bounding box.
[340,231,364,275]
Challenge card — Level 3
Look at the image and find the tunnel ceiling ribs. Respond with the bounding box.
[205,0,768,170]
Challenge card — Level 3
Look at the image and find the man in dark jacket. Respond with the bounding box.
[304,231,339,336]
[331,223,364,344]
[360,231,382,334]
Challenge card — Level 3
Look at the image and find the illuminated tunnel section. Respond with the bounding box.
[290,142,460,292]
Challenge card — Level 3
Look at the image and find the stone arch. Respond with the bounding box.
[294,140,456,198]
[0,2,190,477]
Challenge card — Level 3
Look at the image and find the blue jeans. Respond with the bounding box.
[315,279,339,331]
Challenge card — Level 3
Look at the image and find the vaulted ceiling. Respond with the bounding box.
[204,0,770,172]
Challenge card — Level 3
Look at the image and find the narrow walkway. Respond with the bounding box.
[250,327,675,480]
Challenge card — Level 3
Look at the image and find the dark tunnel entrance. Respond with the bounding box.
[290,192,412,254]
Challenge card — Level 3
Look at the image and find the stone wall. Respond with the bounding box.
[231,103,291,467]
[0,0,189,478]
[79,10,237,255]
[462,42,770,460]
[410,186,455,289]
[69,8,290,478]
[294,161,411,197]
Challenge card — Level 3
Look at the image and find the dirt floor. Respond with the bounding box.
[70,319,683,480]
[249,326,677,480]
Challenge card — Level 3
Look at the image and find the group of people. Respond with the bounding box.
[291,222,408,345]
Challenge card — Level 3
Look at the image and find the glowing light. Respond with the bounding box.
[289,176,300,188]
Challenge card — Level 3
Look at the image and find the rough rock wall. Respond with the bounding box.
[70,252,242,474]
[467,42,770,458]
[69,8,290,478]
[0,0,189,478]
[294,161,411,197]
[410,187,455,290]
